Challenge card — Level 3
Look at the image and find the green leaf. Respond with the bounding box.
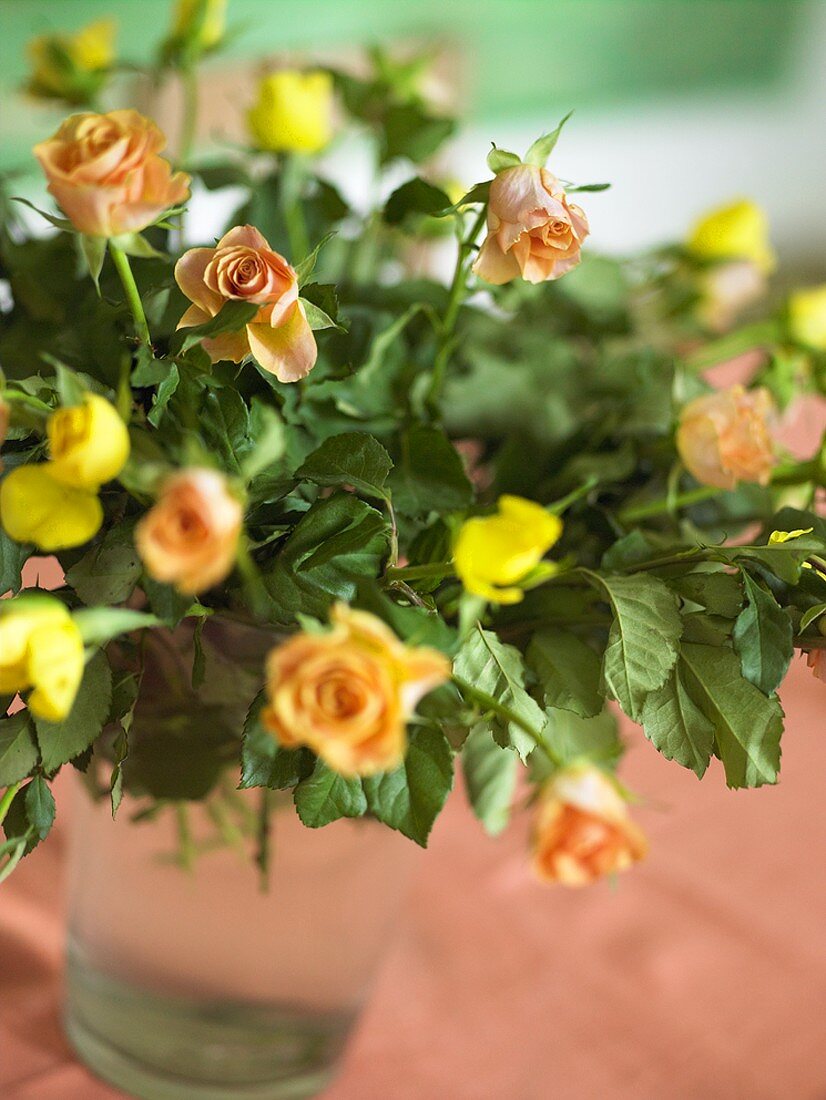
[262,494,388,622]
[669,570,743,618]
[546,708,623,769]
[300,298,343,332]
[294,232,336,286]
[109,232,164,259]
[239,690,313,790]
[297,432,392,501]
[567,182,611,193]
[65,526,142,606]
[24,775,55,840]
[198,386,252,473]
[72,608,160,647]
[453,625,545,760]
[733,572,793,696]
[527,628,603,717]
[800,603,826,631]
[362,726,453,846]
[381,104,455,165]
[681,643,783,788]
[293,757,367,827]
[0,528,29,596]
[388,425,473,517]
[34,651,113,773]
[0,712,39,787]
[242,400,285,482]
[487,146,522,174]
[172,299,258,354]
[384,178,452,225]
[197,163,253,190]
[591,573,682,720]
[434,180,491,216]
[641,662,715,778]
[11,196,75,232]
[461,724,517,836]
[147,362,180,428]
[79,235,106,291]
[523,111,573,167]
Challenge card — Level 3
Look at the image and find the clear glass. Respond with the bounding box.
[64,774,419,1100]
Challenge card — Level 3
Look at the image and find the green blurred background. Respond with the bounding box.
[1,0,824,269]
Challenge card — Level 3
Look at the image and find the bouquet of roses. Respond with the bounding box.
[1,2,825,889]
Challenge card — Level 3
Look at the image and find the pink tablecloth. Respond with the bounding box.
[2,656,825,1100]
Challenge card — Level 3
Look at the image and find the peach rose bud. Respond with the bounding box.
[175,225,317,383]
[677,384,776,491]
[532,766,648,887]
[135,468,243,595]
[33,109,190,238]
[473,163,589,286]
[262,603,450,777]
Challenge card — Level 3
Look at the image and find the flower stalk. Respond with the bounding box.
[108,240,152,347]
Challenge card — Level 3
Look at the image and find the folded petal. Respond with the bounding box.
[174,248,223,314]
[246,302,317,382]
[472,234,521,285]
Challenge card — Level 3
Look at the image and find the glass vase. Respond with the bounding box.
[64,772,419,1100]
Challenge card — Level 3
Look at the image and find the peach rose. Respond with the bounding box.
[532,766,648,887]
[677,385,776,490]
[473,164,589,285]
[175,225,317,383]
[807,649,826,684]
[135,468,243,595]
[33,109,189,238]
[262,603,450,777]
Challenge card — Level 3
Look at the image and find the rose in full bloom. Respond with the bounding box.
[171,0,226,50]
[676,385,776,490]
[453,495,563,604]
[247,71,334,155]
[135,468,243,595]
[532,766,648,887]
[473,164,589,285]
[33,110,190,238]
[48,394,130,490]
[0,465,102,550]
[262,603,450,777]
[787,285,826,351]
[0,594,84,721]
[686,199,775,275]
[27,19,115,104]
[175,225,317,382]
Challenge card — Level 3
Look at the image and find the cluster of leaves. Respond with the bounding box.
[2,44,826,877]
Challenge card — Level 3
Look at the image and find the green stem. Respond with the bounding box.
[427,206,487,410]
[0,781,21,829]
[280,154,310,262]
[179,64,199,167]
[684,319,779,372]
[175,803,195,872]
[385,560,453,583]
[452,674,562,767]
[109,241,151,347]
[619,485,722,524]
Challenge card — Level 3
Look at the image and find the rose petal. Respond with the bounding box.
[246,302,317,382]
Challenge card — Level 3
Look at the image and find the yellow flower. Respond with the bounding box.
[687,199,775,275]
[0,595,84,722]
[248,71,334,155]
[171,0,227,50]
[27,19,115,103]
[262,603,450,777]
[768,528,813,544]
[47,395,130,491]
[453,495,563,604]
[788,285,826,351]
[0,465,102,551]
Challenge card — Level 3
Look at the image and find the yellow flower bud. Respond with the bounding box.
[687,199,775,275]
[47,394,130,490]
[27,19,115,103]
[171,0,226,50]
[453,495,563,605]
[788,285,826,351]
[0,595,84,722]
[0,465,102,551]
[248,71,334,155]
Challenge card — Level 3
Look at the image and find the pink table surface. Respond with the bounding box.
[2,656,825,1100]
